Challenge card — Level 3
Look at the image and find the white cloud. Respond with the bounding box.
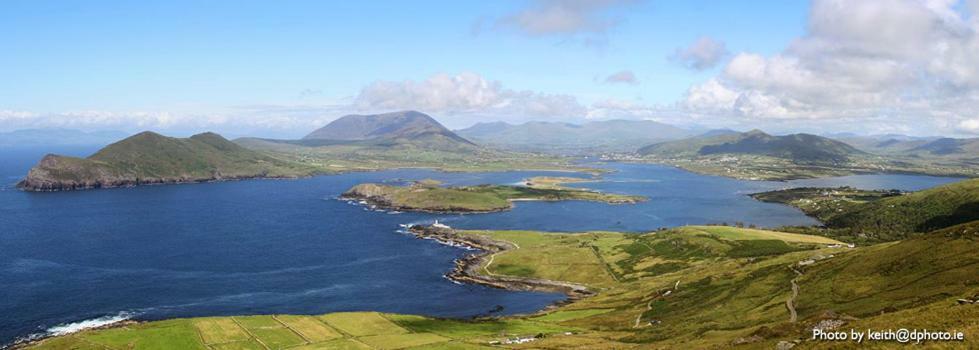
[604,70,639,84]
[0,106,350,139]
[960,118,979,133]
[497,0,638,40]
[354,72,587,119]
[670,36,728,71]
[681,0,979,135]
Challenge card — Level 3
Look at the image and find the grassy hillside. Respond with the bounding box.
[18,132,315,191]
[823,178,979,240]
[755,179,979,242]
[342,178,644,213]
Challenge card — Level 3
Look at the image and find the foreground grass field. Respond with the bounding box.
[24,223,979,349]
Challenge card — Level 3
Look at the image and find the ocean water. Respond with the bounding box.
[0,148,961,345]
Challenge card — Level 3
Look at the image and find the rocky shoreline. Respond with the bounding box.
[17,173,302,192]
[407,224,594,300]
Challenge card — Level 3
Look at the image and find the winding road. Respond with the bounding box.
[786,266,803,323]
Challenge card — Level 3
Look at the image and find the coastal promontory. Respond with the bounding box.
[18,131,315,191]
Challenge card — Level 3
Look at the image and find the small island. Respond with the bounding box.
[341,177,644,213]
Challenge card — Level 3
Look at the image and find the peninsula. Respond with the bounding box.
[752,178,979,242]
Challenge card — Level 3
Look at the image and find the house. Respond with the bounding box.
[432,220,451,229]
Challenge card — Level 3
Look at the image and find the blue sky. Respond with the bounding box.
[3,0,979,137]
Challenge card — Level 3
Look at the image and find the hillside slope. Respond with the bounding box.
[18,132,313,191]
[752,178,979,242]
[823,178,979,240]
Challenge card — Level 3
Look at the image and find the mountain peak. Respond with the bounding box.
[303,111,475,148]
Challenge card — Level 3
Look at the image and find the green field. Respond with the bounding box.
[24,223,979,349]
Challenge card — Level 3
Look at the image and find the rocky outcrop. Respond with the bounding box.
[17,154,132,191]
[407,225,593,299]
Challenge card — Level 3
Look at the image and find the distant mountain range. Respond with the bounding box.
[639,129,863,163]
[18,132,313,191]
[455,119,693,153]
[0,128,129,147]
[837,134,979,157]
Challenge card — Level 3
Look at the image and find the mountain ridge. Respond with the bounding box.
[639,129,864,163]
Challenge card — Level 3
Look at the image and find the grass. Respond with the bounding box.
[356,333,448,349]
[274,315,342,342]
[233,316,307,349]
[23,223,979,349]
[681,225,844,244]
[195,318,251,344]
[318,312,408,337]
[530,309,615,322]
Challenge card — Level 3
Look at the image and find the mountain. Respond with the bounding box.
[303,110,474,148]
[455,119,692,154]
[638,129,864,163]
[907,137,979,156]
[697,128,740,137]
[18,131,313,191]
[0,128,129,147]
[830,134,941,154]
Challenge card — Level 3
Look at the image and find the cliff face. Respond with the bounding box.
[17,154,131,191]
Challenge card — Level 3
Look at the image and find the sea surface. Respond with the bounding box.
[0,147,961,345]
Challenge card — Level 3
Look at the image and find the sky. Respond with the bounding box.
[2,0,979,138]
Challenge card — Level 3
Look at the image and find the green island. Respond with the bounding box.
[340,177,644,213]
[753,179,979,243]
[22,222,979,349]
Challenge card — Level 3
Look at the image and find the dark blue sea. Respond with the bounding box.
[0,146,961,345]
